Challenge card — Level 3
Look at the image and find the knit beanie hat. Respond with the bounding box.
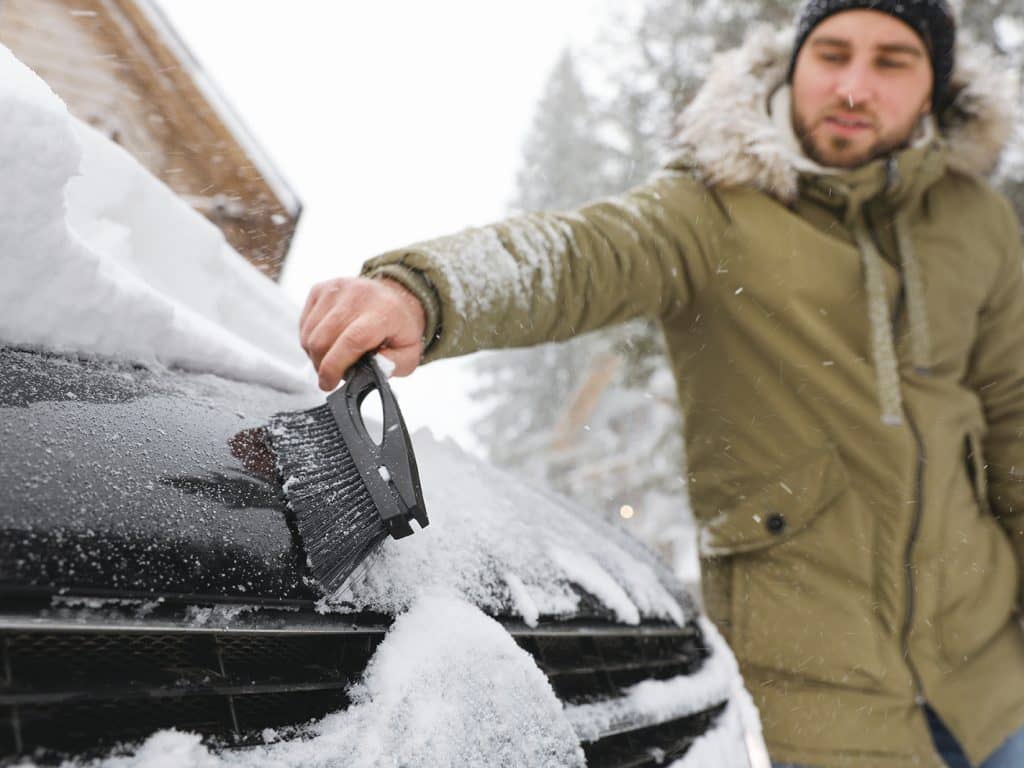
[787,0,957,112]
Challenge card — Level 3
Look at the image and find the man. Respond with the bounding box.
[299,2,1024,765]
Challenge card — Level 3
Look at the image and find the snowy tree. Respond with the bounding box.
[969,0,1024,210]
[468,50,617,477]
[509,50,611,211]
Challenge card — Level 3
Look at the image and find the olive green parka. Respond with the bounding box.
[362,27,1024,767]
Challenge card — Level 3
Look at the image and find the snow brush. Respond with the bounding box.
[267,354,428,597]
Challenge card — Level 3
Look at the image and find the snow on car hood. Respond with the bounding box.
[327,427,693,627]
[0,44,313,392]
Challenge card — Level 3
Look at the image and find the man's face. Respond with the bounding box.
[791,9,935,169]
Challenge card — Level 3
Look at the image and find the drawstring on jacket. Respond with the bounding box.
[849,158,932,426]
[800,145,943,427]
[852,220,905,426]
[896,213,933,375]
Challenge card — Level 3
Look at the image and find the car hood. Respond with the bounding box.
[0,347,695,625]
[0,346,320,603]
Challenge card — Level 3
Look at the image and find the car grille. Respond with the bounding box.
[511,620,721,767]
[0,623,382,757]
[2,609,722,766]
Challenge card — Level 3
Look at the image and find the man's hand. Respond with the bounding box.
[299,276,427,391]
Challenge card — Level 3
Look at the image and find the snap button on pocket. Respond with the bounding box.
[766,512,786,534]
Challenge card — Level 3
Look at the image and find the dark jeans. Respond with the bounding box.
[771,705,1024,767]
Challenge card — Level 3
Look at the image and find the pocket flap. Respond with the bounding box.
[699,444,849,556]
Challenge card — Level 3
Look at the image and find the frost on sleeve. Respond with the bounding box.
[360,171,720,363]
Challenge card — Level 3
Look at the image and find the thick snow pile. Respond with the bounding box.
[0,44,313,391]
[39,593,585,768]
[329,428,691,627]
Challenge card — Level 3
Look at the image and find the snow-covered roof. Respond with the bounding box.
[0,40,313,391]
[0,0,300,279]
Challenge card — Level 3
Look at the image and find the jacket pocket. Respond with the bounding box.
[698,444,888,687]
[938,432,1018,664]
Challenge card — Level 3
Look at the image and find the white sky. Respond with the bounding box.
[155,1,623,452]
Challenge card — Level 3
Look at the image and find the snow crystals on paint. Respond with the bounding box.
[0,43,314,392]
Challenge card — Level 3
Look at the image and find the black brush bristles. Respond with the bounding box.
[268,404,388,596]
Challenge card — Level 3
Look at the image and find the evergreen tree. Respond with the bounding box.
[469,51,615,478]
[510,50,611,211]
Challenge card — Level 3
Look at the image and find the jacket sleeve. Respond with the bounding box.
[359,170,723,363]
[965,194,1024,597]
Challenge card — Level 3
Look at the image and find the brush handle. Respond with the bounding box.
[326,355,427,538]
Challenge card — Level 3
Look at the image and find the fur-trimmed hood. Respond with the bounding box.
[666,25,1020,202]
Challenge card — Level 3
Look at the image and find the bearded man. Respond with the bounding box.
[298,2,1024,765]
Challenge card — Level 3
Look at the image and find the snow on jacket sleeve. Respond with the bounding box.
[966,194,1024,603]
[359,170,722,363]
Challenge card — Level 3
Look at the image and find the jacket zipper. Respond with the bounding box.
[900,395,927,707]
[870,184,928,706]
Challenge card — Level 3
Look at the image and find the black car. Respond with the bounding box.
[0,345,766,767]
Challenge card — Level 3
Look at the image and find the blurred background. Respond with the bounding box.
[5,0,1022,583]
[155,0,626,459]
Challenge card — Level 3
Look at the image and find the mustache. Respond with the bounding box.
[821,104,877,124]
[792,107,877,139]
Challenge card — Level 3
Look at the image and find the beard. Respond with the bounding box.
[792,104,923,170]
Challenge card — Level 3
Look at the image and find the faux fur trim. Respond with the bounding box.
[666,25,1020,202]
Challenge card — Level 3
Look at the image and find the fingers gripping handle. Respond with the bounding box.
[325,355,428,539]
